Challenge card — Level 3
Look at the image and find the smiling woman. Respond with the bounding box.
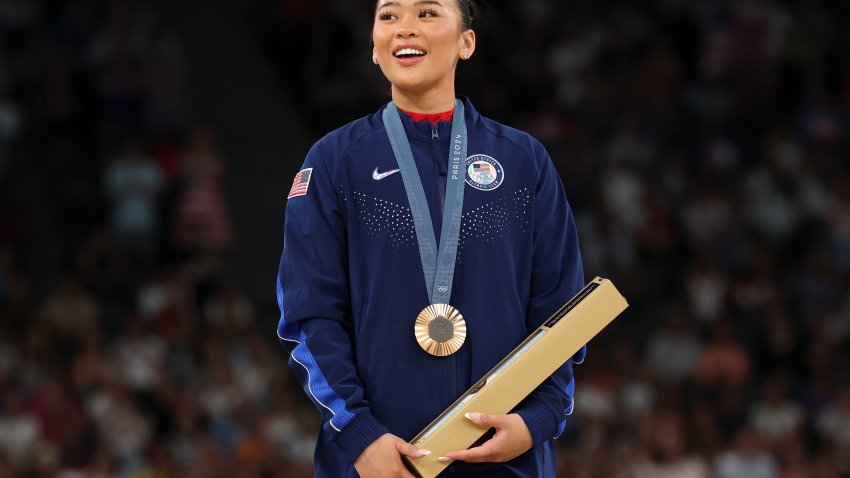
[276,1,587,477]
[372,0,476,113]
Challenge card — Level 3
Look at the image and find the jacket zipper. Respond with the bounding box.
[431,123,446,215]
[431,122,458,445]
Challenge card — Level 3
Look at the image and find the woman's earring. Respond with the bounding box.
[373,55,379,64]
[462,53,470,60]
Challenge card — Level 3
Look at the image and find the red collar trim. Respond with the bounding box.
[399,107,455,124]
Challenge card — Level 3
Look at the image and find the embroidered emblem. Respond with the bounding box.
[288,168,313,198]
[465,155,504,191]
[372,167,401,181]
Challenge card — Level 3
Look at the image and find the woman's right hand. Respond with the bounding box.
[354,433,430,478]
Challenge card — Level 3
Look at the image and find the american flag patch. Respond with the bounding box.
[473,163,493,174]
[288,168,313,199]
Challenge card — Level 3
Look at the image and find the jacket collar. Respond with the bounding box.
[378,97,480,142]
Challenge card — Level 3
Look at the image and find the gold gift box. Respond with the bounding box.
[404,277,628,478]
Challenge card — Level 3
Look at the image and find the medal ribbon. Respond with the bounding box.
[382,100,467,305]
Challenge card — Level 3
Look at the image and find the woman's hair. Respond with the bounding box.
[456,0,479,31]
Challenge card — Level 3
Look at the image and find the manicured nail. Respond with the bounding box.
[417,449,431,457]
[437,456,451,462]
[465,412,481,421]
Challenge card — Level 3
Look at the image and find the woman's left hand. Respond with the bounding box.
[438,412,533,463]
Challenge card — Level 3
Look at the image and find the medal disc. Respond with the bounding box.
[415,304,466,356]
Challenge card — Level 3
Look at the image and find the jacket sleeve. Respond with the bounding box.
[513,142,586,446]
[276,142,388,463]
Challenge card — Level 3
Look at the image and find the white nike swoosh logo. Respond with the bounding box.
[372,167,401,181]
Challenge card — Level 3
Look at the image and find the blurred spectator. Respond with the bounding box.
[204,281,253,331]
[815,383,850,454]
[0,391,40,467]
[692,320,752,388]
[86,379,153,463]
[754,307,804,379]
[613,340,656,420]
[104,139,164,261]
[627,409,710,478]
[749,374,804,446]
[171,128,233,253]
[26,378,88,463]
[685,252,728,325]
[198,342,246,420]
[262,385,315,467]
[745,165,801,244]
[645,305,702,382]
[778,438,817,478]
[602,160,645,233]
[110,312,166,393]
[714,427,778,478]
[40,275,99,344]
[70,329,107,395]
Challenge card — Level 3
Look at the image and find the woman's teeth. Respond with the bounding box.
[394,48,426,58]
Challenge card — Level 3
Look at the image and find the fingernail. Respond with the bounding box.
[417,449,432,456]
[465,412,481,421]
[437,456,451,462]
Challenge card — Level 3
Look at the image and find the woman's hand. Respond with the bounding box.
[354,433,430,478]
[438,413,533,463]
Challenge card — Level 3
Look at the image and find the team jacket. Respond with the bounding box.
[276,98,585,477]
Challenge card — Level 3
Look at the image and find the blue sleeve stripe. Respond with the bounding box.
[563,346,584,417]
[554,376,577,439]
[290,335,357,431]
[276,275,299,343]
[276,276,356,432]
[565,376,575,416]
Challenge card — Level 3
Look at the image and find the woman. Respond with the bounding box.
[276,1,585,476]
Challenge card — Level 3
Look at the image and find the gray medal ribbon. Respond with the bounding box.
[382,99,467,305]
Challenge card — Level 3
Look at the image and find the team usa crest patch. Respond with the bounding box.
[465,154,503,191]
[288,168,313,198]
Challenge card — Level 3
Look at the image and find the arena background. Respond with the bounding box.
[1,0,849,476]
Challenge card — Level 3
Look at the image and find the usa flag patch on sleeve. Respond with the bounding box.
[288,168,313,199]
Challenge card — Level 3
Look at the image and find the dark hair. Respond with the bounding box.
[456,0,478,30]
[373,0,479,30]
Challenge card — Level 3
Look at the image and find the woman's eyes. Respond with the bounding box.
[378,9,439,21]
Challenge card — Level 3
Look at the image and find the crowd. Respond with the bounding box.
[1,0,849,477]
[255,0,850,477]
[0,0,314,477]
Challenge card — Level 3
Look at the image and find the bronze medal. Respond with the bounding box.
[415,304,466,356]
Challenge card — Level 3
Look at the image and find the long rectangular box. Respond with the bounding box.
[403,277,628,478]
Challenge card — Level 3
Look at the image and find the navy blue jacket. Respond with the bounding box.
[276,98,585,477]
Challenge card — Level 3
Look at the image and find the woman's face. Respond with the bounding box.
[373,0,474,98]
